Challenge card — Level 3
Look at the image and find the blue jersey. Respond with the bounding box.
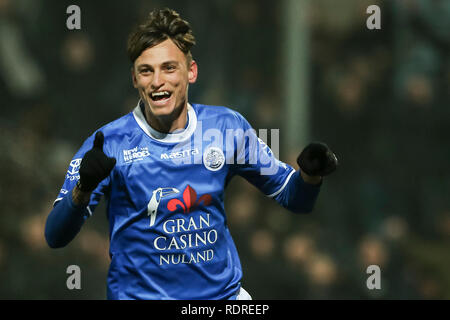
[53,101,319,299]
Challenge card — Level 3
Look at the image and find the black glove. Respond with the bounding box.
[297,142,338,177]
[77,131,116,192]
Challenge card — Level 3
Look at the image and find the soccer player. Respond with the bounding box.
[45,8,338,300]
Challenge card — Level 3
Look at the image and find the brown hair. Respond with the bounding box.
[127,8,196,65]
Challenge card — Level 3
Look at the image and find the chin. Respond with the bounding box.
[153,97,185,114]
[149,104,176,116]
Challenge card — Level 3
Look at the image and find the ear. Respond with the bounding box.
[131,66,138,88]
[188,60,198,84]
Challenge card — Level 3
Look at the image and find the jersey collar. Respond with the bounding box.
[132,100,197,143]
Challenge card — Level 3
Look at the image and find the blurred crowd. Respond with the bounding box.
[0,0,449,299]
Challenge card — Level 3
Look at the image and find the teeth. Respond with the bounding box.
[152,91,170,98]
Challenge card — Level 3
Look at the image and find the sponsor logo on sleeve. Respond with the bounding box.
[66,158,81,181]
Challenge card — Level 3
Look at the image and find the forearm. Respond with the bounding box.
[72,181,92,205]
[274,170,322,213]
[44,187,91,248]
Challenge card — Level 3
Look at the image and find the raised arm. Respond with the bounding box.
[45,131,116,248]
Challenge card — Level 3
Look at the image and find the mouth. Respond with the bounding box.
[149,90,172,105]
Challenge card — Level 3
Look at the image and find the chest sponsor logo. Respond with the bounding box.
[146,185,216,266]
[147,185,212,227]
[123,146,150,163]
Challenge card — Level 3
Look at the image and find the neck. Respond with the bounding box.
[142,101,188,133]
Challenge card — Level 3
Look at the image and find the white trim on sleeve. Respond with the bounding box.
[52,197,93,216]
[266,169,296,198]
[53,198,63,206]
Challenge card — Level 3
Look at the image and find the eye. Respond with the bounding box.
[140,68,152,75]
[165,65,176,71]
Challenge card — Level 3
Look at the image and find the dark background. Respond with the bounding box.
[0,0,449,299]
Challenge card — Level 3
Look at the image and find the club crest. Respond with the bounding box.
[203,147,225,171]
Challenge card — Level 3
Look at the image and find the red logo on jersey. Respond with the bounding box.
[167,185,212,213]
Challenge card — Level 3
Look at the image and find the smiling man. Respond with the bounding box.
[44,8,338,300]
[131,37,197,133]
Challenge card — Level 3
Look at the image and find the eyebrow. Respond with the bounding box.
[161,61,180,68]
[136,61,180,69]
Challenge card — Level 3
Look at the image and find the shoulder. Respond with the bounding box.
[97,111,137,138]
[76,111,136,155]
[191,103,248,127]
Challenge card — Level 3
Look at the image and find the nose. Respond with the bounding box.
[151,69,164,89]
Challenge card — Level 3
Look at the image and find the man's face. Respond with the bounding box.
[132,39,197,118]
